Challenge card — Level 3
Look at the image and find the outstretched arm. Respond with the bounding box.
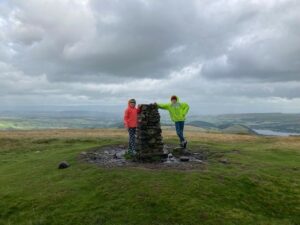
[157,103,170,110]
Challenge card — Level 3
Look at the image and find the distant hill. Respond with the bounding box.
[189,113,300,134]
[187,121,217,129]
[1,111,300,134]
[220,124,257,135]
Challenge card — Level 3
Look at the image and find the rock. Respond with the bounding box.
[113,151,124,159]
[180,156,190,162]
[80,151,87,156]
[193,154,204,160]
[58,161,70,169]
[172,147,191,156]
[168,153,173,158]
[193,159,203,163]
[219,158,229,164]
[163,147,170,154]
[118,144,125,149]
[182,149,192,156]
[167,153,175,161]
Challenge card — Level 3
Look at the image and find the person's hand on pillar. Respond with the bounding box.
[137,104,142,114]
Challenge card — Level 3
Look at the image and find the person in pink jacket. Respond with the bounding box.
[124,99,140,155]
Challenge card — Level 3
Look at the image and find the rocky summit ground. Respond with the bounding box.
[79,144,206,170]
[0,128,299,225]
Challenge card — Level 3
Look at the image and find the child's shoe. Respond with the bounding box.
[183,140,188,149]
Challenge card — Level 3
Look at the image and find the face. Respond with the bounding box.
[129,102,136,107]
[171,99,177,104]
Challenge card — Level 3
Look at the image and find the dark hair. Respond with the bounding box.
[170,95,177,101]
[129,99,136,103]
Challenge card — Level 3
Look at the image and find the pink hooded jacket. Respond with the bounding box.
[124,102,140,128]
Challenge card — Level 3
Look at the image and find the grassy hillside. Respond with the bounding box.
[0,129,299,225]
[0,117,121,130]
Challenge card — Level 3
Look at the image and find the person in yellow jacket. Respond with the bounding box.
[155,95,190,149]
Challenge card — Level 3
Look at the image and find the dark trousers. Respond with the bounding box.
[128,128,136,153]
[175,121,185,143]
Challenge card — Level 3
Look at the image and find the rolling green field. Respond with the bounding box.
[0,129,299,225]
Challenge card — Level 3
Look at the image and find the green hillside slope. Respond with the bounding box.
[0,129,299,225]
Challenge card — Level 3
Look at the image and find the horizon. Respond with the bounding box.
[1,105,300,117]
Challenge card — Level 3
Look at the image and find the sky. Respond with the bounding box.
[0,0,300,115]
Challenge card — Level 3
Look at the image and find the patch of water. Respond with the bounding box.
[254,129,300,137]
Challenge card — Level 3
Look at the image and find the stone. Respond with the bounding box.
[180,156,190,162]
[167,153,175,161]
[219,158,229,164]
[193,153,205,160]
[58,161,70,169]
[135,104,165,161]
[114,151,125,159]
[113,153,118,159]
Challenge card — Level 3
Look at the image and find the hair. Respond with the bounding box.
[170,95,177,101]
[129,99,136,103]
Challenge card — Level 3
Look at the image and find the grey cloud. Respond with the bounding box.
[3,0,266,82]
[202,0,300,81]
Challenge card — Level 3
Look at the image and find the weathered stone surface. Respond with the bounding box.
[135,104,164,161]
[58,161,70,169]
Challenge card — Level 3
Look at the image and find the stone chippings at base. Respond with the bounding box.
[135,104,164,160]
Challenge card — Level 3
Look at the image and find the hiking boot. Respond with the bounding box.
[183,140,188,149]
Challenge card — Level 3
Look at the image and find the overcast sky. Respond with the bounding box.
[0,0,300,114]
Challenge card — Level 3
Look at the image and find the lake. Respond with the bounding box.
[253,129,300,137]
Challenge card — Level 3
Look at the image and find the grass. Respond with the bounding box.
[0,129,299,225]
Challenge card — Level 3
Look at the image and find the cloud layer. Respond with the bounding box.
[1,0,300,113]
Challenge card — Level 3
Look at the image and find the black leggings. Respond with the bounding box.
[128,128,136,152]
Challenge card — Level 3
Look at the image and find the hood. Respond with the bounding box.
[128,99,136,108]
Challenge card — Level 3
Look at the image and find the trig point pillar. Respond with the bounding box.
[135,104,164,161]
